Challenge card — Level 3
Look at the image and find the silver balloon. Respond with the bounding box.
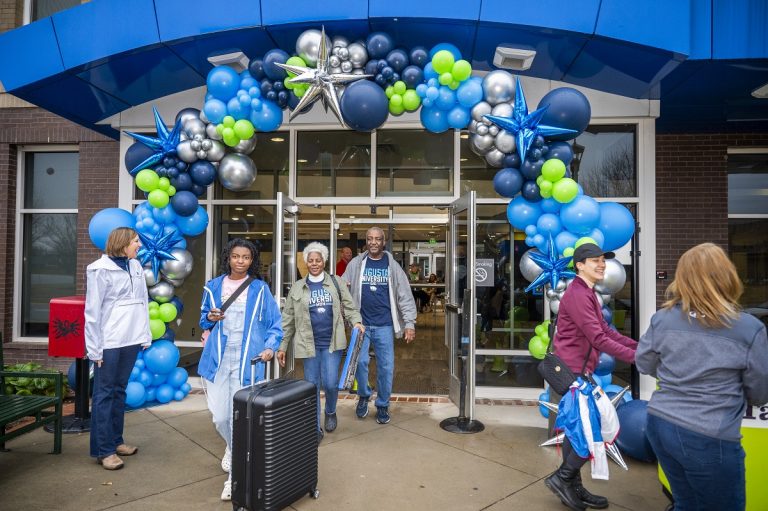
[330,66,342,74]
[144,267,159,287]
[329,55,341,68]
[476,124,489,136]
[595,292,605,307]
[176,140,198,163]
[470,101,492,122]
[595,259,627,295]
[601,293,613,304]
[148,281,175,303]
[218,153,256,191]
[165,277,185,288]
[175,108,201,127]
[205,123,222,140]
[198,109,209,124]
[332,35,349,48]
[184,118,207,139]
[484,148,505,167]
[494,130,516,153]
[470,134,494,155]
[491,102,513,118]
[488,125,499,136]
[201,139,213,151]
[347,42,368,68]
[340,60,353,73]
[549,298,561,315]
[482,70,516,106]
[338,47,349,60]
[520,248,544,283]
[196,150,206,159]
[233,135,257,155]
[352,68,364,75]
[206,140,226,162]
[555,279,568,293]
[546,288,559,300]
[296,29,332,67]
[190,139,201,151]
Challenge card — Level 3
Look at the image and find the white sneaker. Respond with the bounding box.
[221,447,231,473]
[220,479,232,501]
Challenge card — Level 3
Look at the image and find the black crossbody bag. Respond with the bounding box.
[200,276,254,344]
[537,316,592,395]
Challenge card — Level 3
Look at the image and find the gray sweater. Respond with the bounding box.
[636,305,768,441]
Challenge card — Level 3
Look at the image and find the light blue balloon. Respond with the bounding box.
[152,205,177,225]
[587,227,605,248]
[206,66,240,101]
[203,99,227,124]
[175,206,209,236]
[125,382,146,408]
[598,202,635,251]
[540,197,562,214]
[555,230,579,255]
[525,236,535,247]
[167,367,189,388]
[456,78,483,108]
[447,106,470,129]
[145,386,156,402]
[88,208,135,251]
[240,76,256,90]
[506,196,543,230]
[429,42,462,60]
[524,225,537,237]
[435,86,456,110]
[416,84,428,97]
[426,86,439,101]
[155,384,175,404]
[536,213,563,238]
[533,233,546,252]
[226,96,250,120]
[560,195,601,235]
[423,62,438,81]
[250,100,283,132]
[420,107,450,133]
[538,391,550,418]
[422,97,434,108]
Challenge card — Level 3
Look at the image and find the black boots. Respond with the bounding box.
[545,465,587,510]
[574,473,609,509]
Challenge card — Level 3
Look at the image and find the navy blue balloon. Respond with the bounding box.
[170,296,184,315]
[167,168,179,179]
[402,66,424,89]
[340,80,389,132]
[248,59,265,80]
[594,353,616,376]
[260,79,273,95]
[191,184,206,197]
[616,400,656,462]
[287,92,300,110]
[502,153,521,169]
[386,49,409,72]
[188,160,216,187]
[272,80,284,92]
[277,90,289,107]
[545,141,574,165]
[176,161,188,171]
[124,142,156,175]
[67,360,93,396]
[538,87,591,141]
[521,158,541,180]
[376,60,388,72]
[263,49,289,81]
[171,190,199,217]
[521,181,543,202]
[493,168,524,198]
[409,46,429,68]
[366,32,395,59]
[170,172,193,192]
[159,328,175,341]
[266,90,277,102]
[374,74,387,87]
[390,72,400,84]
[381,67,394,80]
[365,60,379,75]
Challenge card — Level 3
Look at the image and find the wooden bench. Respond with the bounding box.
[0,336,63,454]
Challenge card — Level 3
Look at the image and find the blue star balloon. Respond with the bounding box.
[524,236,576,292]
[124,107,182,177]
[137,228,180,281]
[484,79,577,161]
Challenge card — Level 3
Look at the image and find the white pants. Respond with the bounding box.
[205,332,244,452]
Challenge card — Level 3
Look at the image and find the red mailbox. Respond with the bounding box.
[48,296,86,358]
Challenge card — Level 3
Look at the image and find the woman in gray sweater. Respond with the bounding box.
[636,243,768,511]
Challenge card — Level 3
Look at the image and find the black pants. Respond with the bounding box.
[549,389,588,471]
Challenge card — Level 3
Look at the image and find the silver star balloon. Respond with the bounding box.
[275,27,372,127]
[539,385,631,470]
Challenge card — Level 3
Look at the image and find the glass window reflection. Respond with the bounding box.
[573,125,637,197]
[297,130,370,197]
[377,130,453,196]
[24,152,78,209]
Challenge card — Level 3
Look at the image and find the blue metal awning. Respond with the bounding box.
[0,0,766,138]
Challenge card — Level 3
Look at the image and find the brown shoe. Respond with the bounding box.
[116,444,138,456]
[99,454,124,470]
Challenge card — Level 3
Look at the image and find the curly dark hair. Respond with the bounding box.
[220,238,261,278]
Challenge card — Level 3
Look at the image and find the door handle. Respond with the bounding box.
[445,303,461,314]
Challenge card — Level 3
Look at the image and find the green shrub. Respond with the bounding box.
[3,363,67,397]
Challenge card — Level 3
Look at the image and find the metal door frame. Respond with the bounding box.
[273,192,298,377]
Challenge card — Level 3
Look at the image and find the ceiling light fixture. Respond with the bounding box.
[493,45,536,71]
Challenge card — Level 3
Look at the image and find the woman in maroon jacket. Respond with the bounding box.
[545,243,638,511]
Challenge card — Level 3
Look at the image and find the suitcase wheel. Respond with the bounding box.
[310,488,320,499]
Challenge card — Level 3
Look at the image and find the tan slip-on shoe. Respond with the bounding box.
[116,444,138,456]
[99,454,124,470]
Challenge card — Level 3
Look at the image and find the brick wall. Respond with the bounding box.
[0,107,119,370]
[0,0,23,34]
[655,133,768,306]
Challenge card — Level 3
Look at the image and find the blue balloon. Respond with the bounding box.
[180,382,192,394]
[540,197,562,214]
[601,306,613,324]
[129,366,140,382]
[138,369,153,388]
[155,383,175,404]
[429,42,461,60]
[152,205,177,225]
[188,160,216,187]
[506,196,543,230]
[135,359,145,369]
[502,153,521,169]
[262,49,289,81]
[175,206,209,236]
[167,367,189,388]
[423,62,438,81]
[125,382,146,408]
[555,230,578,255]
[533,234,546,252]
[145,387,157,403]
[401,65,424,89]
[587,227,605,249]
[250,100,283,132]
[170,172,193,192]
[538,391,550,419]
[143,340,180,375]
[524,225,537,237]
[560,195,601,235]
[616,400,656,462]
[339,80,389,132]
[366,32,395,59]
[521,158,543,180]
[89,208,135,250]
[420,107,450,133]
[536,213,562,238]
[545,141,574,165]
[521,180,542,202]
[456,77,483,108]
[67,360,93,395]
[435,86,456,110]
[248,59,265,80]
[598,202,635,251]
[170,190,199,217]
[124,142,157,176]
[447,106,470,129]
[595,353,616,376]
[226,96,250,120]
[409,46,429,67]
[206,66,240,102]
[493,167,524,198]
[170,296,184,315]
[386,49,409,72]
[604,383,632,406]
[151,372,167,387]
[203,99,227,124]
[537,87,591,141]
[174,390,185,401]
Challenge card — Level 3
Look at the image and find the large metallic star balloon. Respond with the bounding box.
[124,107,182,176]
[137,229,180,281]
[484,79,577,161]
[539,386,631,470]
[525,236,576,292]
[275,27,372,127]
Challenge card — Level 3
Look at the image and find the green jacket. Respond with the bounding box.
[279,272,362,358]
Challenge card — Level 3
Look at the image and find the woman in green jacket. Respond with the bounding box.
[277,242,364,440]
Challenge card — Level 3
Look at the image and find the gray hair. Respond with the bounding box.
[302,242,329,264]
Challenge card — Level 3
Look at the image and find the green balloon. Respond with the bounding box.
[167,185,176,196]
[438,72,453,86]
[385,85,394,99]
[534,324,545,337]
[234,119,255,140]
[448,80,460,90]
[393,81,406,95]
[215,123,225,135]
[148,301,160,310]
[432,50,455,74]
[149,319,166,340]
[389,101,405,116]
[149,308,160,320]
[552,177,578,204]
[285,55,306,78]
[402,89,421,111]
[135,169,159,192]
[451,59,472,82]
[158,302,178,323]
[283,77,295,90]
[157,177,171,191]
[575,237,597,249]
[294,85,307,98]
[528,336,547,360]
[222,116,236,128]
[148,189,170,208]
[540,188,552,199]
[539,179,553,193]
[390,94,403,107]
[542,158,567,182]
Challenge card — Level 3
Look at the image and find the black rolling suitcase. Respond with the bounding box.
[231,358,319,511]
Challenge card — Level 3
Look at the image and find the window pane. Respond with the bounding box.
[24,152,78,209]
[32,0,80,21]
[729,218,768,327]
[296,130,370,197]
[166,234,207,342]
[213,205,275,286]
[376,129,453,196]
[573,125,637,197]
[728,153,768,215]
[21,214,77,336]
[215,133,289,199]
[459,132,498,198]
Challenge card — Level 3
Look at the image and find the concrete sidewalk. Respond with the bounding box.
[0,393,669,511]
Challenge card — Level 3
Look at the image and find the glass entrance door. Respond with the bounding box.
[273,192,298,377]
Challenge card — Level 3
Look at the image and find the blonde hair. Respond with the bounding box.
[105,227,138,257]
[663,243,743,328]
[303,242,329,264]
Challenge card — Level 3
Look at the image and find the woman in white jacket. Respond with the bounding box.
[85,227,151,470]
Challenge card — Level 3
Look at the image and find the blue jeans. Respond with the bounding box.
[646,414,746,511]
[302,348,342,431]
[356,325,395,408]
[90,344,141,458]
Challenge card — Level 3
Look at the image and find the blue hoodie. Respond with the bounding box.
[198,275,283,386]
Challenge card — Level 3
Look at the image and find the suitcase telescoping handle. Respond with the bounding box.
[249,356,272,386]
